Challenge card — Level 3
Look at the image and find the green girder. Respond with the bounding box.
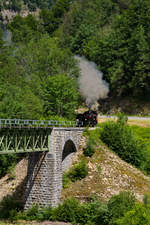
[0,128,51,154]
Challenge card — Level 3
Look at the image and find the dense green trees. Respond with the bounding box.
[0,35,79,119]
[57,0,150,97]
[8,14,43,43]
[1,0,150,120]
[40,0,71,35]
[44,74,79,118]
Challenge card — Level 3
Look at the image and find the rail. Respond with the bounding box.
[0,119,78,128]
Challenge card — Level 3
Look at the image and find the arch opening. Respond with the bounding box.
[62,139,76,172]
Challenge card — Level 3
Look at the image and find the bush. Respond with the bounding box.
[7,164,16,180]
[62,172,70,188]
[0,194,22,219]
[51,198,79,224]
[107,191,136,225]
[77,198,109,225]
[36,207,53,221]
[83,128,101,157]
[51,196,109,225]
[101,115,145,168]
[68,160,88,182]
[16,205,53,221]
[0,154,18,178]
[116,203,150,225]
[83,138,95,157]
[62,160,88,188]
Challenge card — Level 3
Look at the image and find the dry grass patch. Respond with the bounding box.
[128,119,150,127]
[62,144,150,203]
[98,117,150,127]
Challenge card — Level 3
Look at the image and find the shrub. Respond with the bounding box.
[51,198,79,224]
[68,160,88,182]
[116,203,150,225]
[51,196,109,225]
[62,172,70,188]
[77,198,109,225]
[83,128,101,157]
[107,191,136,225]
[101,115,145,168]
[0,154,18,178]
[7,164,16,180]
[83,138,95,157]
[16,205,53,221]
[24,204,39,220]
[0,194,22,219]
[36,207,53,221]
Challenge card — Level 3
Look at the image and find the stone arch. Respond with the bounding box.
[62,139,77,172]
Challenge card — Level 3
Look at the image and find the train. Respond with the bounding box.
[76,110,98,127]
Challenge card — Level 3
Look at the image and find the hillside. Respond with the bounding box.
[1,133,150,207]
[0,0,150,120]
[62,137,150,203]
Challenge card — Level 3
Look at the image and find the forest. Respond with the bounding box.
[0,0,150,120]
[0,1,150,224]
[0,0,149,121]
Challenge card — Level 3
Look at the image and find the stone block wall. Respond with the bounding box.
[24,128,83,209]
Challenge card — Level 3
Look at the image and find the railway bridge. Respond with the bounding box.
[0,119,84,209]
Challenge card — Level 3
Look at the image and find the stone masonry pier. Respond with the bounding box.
[24,127,83,209]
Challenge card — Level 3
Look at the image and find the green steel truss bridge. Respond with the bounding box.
[0,119,77,154]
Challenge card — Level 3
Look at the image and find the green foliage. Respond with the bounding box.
[116,203,150,225]
[0,0,55,12]
[7,164,16,180]
[83,128,101,157]
[63,160,88,184]
[40,0,71,35]
[0,36,79,119]
[83,140,95,157]
[8,14,43,43]
[68,160,88,182]
[77,197,109,225]
[0,192,147,225]
[0,28,4,47]
[0,154,18,178]
[57,0,150,97]
[43,74,79,118]
[51,197,109,225]
[62,172,70,188]
[15,205,53,221]
[24,204,39,220]
[100,115,146,169]
[108,191,136,225]
[0,194,22,219]
[51,198,79,224]
[131,126,150,149]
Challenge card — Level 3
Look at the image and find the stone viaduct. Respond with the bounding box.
[24,127,84,209]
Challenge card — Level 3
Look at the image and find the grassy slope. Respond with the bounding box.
[0,124,150,214]
[62,144,150,203]
[62,126,150,203]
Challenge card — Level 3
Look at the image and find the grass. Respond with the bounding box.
[130,126,150,151]
[63,121,150,202]
[128,119,150,127]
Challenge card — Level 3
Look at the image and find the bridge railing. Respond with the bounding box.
[0,119,78,128]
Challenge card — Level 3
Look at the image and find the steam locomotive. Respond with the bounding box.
[76,110,98,127]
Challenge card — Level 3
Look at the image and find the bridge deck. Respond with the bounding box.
[0,119,83,154]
